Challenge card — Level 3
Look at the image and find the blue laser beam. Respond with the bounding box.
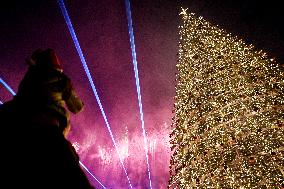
[0,77,16,96]
[124,0,153,188]
[0,77,105,188]
[79,161,107,189]
[57,1,133,188]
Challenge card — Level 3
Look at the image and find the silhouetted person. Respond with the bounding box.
[0,49,95,189]
[16,48,84,137]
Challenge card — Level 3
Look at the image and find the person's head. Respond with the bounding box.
[26,48,63,72]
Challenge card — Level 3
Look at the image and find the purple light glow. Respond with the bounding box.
[70,120,172,188]
[1,0,284,188]
[58,0,133,187]
[0,0,179,188]
[124,0,152,187]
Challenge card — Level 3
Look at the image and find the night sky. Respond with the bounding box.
[0,0,283,188]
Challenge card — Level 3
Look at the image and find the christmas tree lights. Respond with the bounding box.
[169,8,284,188]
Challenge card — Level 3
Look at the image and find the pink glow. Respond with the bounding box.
[69,117,172,188]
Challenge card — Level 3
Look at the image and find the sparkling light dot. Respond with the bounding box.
[169,8,284,188]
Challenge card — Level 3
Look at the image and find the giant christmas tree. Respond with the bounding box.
[169,9,284,188]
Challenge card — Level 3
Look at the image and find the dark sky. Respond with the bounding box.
[0,0,283,188]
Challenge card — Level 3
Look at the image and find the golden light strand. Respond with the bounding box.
[169,9,284,189]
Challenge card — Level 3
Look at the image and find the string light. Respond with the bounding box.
[124,0,153,188]
[169,9,284,188]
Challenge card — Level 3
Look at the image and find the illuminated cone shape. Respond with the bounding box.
[169,9,284,188]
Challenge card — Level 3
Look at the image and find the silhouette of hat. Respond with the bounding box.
[26,48,63,71]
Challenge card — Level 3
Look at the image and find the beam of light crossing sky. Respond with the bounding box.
[79,161,107,189]
[0,76,105,188]
[57,1,133,188]
[124,0,153,188]
[0,77,16,96]
[0,100,3,104]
